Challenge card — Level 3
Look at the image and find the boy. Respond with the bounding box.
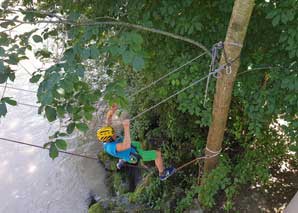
[97,104,175,181]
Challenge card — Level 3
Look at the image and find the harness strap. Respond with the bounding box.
[129,145,142,164]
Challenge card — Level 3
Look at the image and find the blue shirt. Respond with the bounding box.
[103,137,137,162]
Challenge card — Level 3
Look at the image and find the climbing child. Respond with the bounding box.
[97,104,175,181]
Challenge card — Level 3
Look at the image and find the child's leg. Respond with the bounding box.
[154,150,165,175]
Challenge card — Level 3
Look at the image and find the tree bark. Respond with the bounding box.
[203,0,255,174]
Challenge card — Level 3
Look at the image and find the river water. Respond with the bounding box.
[0,61,108,212]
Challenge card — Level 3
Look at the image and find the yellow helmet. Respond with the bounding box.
[97,126,114,142]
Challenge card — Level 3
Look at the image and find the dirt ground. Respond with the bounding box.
[234,159,297,213]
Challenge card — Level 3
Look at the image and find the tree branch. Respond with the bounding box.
[0,17,211,56]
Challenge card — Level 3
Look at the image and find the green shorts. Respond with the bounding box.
[132,141,157,162]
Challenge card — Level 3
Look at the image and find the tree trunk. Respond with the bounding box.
[203,0,255,174]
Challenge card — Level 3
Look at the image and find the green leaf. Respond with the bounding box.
[130,32,143,45]
[58,132,68,137]
[0,62,5,73]
[55,139,67,150]
[76,64,85,78]
[84,111,92,120]
[30,74,42,83]
[0,33,9,46]
[66,122,75,134]
[7,54,19,65]
[38,92,53,105]
[35,49,52,58]
[122,51,134,64]
[76,123,89,132]
[0,102,7,117]
[57,106,65,117]
[132,56,145,71]
[90,47,100,59]
[272,15,280,27]
[266,10,278,19]
[45,106,57,122]
[0,47,5,56]
[289,145,298,152]
[32,35,43,43]
[0,73,8,84]
[1,97,17,106]
[8,71,15,82]
[49,143,59,159]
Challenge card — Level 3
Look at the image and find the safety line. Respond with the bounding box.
[1,82,8,99]
[17,102,39,108]
[131,52,207,97]
[175,150,221,172]
[0,85,37,93]
[130,75,209,121]
[0,137,98,160]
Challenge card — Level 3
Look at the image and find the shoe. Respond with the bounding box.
[116,159,125,170]
[159,167,176,181]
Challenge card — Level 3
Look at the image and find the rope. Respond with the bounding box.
[17,102,39,108]
[1,82,8,99]
[130,75,209,121]
[175,149,221,172]
[0,85,37,93]
[131,52,207,97]
[205,147,222,155]
[0,137,98,160]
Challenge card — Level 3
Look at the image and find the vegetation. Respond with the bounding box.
[0,0,297,211]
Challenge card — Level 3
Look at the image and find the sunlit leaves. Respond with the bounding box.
[107,32,145,71]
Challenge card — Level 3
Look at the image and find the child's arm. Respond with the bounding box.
[116,119,131,151]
